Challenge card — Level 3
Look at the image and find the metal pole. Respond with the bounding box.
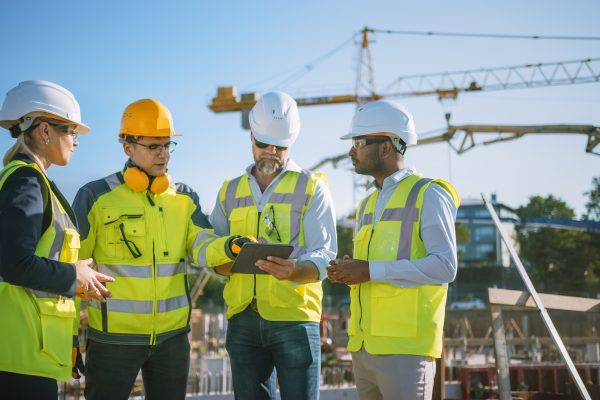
[481,194,591,400]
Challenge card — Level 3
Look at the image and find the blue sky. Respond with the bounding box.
[1,0,599,218]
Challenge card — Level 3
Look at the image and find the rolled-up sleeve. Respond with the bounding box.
[296,179,337,280]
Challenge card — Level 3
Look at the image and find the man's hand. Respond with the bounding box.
[255,256,296,280]
[75,259,115,302]
[214,262,233,276]
[327,256,370,285]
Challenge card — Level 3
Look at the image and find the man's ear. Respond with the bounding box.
[380,140,394,159]
[123,141,134,157]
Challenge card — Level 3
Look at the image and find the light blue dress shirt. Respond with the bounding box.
[210,159,337,280]
[365,167,458,288]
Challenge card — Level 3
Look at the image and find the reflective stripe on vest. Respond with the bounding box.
[0,160,78,382]
[356,177,431,259]
[89,293,188,314]
[96,262,186,278]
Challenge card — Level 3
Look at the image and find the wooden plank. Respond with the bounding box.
[444,336,600,347]
[488,288,600,312]
[490,305,512,400]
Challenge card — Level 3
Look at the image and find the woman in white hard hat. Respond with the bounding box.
[0,80,115,400]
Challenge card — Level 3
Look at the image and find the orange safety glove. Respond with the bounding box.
[225,235,257,259]
[71,346,85,379]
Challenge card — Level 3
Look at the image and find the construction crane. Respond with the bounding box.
[310,122,600,171]
[209,27,600,112]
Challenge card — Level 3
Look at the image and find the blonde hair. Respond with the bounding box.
[3,120,47,171]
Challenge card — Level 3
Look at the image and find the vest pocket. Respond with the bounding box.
[229,208,251,235]
[352,226,371,257]
[370,284,418,338]
[268,279,307,308]
[37,299,76,367]
[59,228,80,264]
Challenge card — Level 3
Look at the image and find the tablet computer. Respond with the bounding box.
[230,243,294,274]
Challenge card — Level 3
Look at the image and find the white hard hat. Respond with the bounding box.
[341,100,417,146]
[0,80,90,135]
[249,91,300,147]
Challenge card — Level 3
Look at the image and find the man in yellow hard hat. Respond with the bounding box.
[72,99,244,400]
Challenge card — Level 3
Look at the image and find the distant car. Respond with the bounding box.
[448,298,486,310]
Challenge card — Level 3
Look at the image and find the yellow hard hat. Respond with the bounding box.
[119,98,181,138]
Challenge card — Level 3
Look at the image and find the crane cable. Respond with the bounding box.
[372,29,600,41]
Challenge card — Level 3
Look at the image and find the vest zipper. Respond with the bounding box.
[253,212,261,301]
[359,229,375,331]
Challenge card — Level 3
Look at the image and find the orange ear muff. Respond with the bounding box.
[123,166,149,192]
[123,164,171,194]
[149,174,171,194]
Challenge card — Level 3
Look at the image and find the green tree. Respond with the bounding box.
[584,177,600,221]
[516,195,599,296]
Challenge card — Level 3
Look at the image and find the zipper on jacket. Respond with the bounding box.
[151,242,157,346]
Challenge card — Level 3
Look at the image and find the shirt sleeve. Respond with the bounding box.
[0,168,76,296]
[296,178,337,280]
[369,183,458,287]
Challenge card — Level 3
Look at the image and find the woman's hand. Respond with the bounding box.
[75,259,115,302]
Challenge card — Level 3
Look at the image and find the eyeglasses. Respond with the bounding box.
[263,205,281,242]
[47,121,78,140]
[254,138,288,152]
[351,137,390,150]
[133,141,177,154]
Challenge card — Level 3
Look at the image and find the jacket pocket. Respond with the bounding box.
[102,208,146,259]
[370,283,418,338]
[37,298,76,367]
[58,228,80,264]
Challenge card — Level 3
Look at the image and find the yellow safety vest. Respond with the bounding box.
[0,160,80,381]
[75,172,232,345]
[218,169,324,321]
[349,173,460,357]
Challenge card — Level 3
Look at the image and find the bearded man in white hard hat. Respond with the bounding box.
[327,100,460,400]
[209,91,337,400]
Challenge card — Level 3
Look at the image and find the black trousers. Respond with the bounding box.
[0,371,58,400]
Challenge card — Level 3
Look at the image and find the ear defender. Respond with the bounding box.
[123,161,171,194]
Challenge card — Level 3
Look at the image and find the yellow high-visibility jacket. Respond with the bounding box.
[0,160,80,381]
[73,171,232,345]
[349,173,460,357]
[216,169,324,321]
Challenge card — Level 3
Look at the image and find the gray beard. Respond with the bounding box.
[256,157,282,176]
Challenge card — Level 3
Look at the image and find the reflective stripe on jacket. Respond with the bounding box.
[349,173,460,357]
[0,160,79,381]
[218,169,323,321]
[73,172,232,345]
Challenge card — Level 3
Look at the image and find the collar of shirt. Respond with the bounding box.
[367,165,418,192]
[244,158,302,211]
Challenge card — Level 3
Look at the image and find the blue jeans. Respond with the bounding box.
[226,307,321,400]
[84,333,190,400]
